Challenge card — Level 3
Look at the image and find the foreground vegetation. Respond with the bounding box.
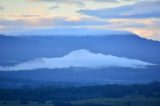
[0,98,160,106]
[72,98,160,106]
[0,81,160,106]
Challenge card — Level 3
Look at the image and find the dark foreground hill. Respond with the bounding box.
[0,81,160,106]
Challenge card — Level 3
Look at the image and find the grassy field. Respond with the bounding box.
[0,103,54,106]
[0,101,54,106]
[71,98,160,106]
[0,103,53,106]
[0,98,160,106]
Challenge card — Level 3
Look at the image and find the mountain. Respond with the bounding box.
[0,34,160,64]
[0,33,160,87]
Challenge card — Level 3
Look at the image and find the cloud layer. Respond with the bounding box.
[0,17,108,32]
[30,0,85,7]
[79,1,160,18]
[3,28,131,36]
[0,6,3,10]
[0,0,160,41]
[0,49,154,71]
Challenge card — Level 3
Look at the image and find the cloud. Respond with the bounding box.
[90,0,152,3]
[0,6,4,10]
[30,0,84,7]
[101,19,160,41]
[21,15,40,18]
[0,17,108,32]
[0,19,28,27]
[107,19,146,28]
[0,17,133,36]
[51,17,108,26]
[79,1,160,18]
[2,27,132,36]
[91,0,118,2]
[48,6,59,10]
[0,49,154,71]
[1,17,159,41]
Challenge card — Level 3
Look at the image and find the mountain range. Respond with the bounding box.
[0,31,160,88]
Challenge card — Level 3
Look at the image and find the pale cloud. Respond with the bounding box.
[0,49,154,71]
[21,15,40,18]
[48,5,59,10]
[107,19,146,28]
[30,0,85,7]
[90,0,156,2]
[2,27,131,36]
[1,17,160,41]
[52,17,108,26]
[79,1,160,18]
[0,6,4,10]
[0,0,160,41]
[0,19,29,27]
[0,16,108,31]
[66,16,82,21]
[103,19,160,40]
[126,28,160,41]
[90,0,118,2]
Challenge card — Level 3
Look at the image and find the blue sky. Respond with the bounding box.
[0,0,160,40]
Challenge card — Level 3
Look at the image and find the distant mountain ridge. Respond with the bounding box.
[0,33,160,86]
[0,33,160,64]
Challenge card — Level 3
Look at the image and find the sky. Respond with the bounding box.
[0,0,160,40]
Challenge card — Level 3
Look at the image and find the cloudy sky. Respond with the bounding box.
[0,0,160,40]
